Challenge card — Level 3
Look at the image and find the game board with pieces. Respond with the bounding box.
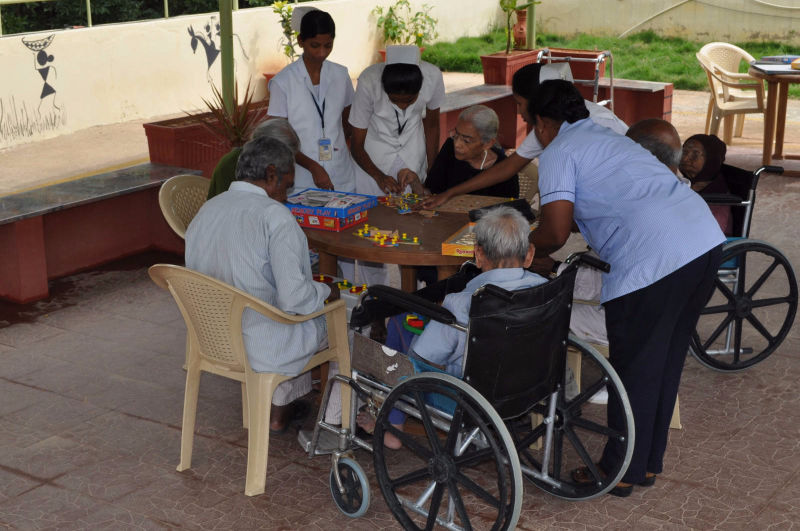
[378,193,423,214]
[437,194,512,214]
[354,223,420,247]
[312,274,368,322]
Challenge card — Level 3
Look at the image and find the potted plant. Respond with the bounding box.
[143,80,268,177]
[372,0,438,60]
[263,1,298,84]
[480,0,542,85]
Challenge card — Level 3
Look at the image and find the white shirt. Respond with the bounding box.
[516,100,629,160]
[557,262,608,346]
[349,60,445,195]
[268,58,357,192]
[185,181,330,375]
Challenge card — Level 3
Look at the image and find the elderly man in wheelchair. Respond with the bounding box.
[357,205,547,450]
[307,205,635,529]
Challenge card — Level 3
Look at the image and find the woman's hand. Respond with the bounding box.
[310,166,334,190]
[420,190,452,210]
[374,173,403,194]
[397,169,426,195]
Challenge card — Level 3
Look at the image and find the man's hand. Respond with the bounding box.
[325,282,340,303]
[374,173,403,194]
[310,166,334,190]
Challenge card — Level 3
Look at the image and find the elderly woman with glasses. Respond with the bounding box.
[404,105,519,198]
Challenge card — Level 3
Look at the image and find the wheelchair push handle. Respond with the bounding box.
[756,165,783,176]
[566,252,611,273]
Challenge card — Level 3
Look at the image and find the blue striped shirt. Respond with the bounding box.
[538,119,725,302]
[185,181,330,375]
[411,268,547,377]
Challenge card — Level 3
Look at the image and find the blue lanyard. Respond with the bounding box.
[394,109,408,136]
[308,88,326,133]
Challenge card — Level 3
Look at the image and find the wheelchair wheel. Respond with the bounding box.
[510,336,634,501]
[691,239,798,372]
[329,457,370,518]
[373,373,522,531]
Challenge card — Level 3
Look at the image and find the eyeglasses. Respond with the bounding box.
[449,128,476,146]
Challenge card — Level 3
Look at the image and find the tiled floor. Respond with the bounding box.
[1,167,799,529]
[1,85,800,528]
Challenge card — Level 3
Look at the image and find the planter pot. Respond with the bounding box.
[479,49,542,85]
[544,48,607,82]
[513,9,527,49]
[143,103,267,177]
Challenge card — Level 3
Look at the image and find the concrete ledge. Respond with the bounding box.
[0,163,201,303]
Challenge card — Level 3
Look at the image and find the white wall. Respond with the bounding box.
[0,0,502,149]
[536,0,800,44]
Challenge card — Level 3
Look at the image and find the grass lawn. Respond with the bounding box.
[422,30,800,98]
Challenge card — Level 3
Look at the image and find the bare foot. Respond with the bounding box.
[357,411,403,450]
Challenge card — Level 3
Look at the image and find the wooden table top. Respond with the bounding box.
[303,204,469,267]
[748,66,800,83]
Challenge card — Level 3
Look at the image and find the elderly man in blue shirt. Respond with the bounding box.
[528,80,725,497]
[359,205,548,449]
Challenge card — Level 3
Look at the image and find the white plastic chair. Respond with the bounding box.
[158,174,210,239]
[697,43,765,144]
[149,264,351,496]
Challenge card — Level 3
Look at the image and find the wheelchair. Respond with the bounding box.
[305,256,634,530]
[691,165,798,371]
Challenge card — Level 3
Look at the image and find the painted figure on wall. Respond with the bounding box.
[22,34,60,111]
[188,17,249,82]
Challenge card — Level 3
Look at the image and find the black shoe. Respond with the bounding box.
[609,483,634,497]
[638,474,657,487]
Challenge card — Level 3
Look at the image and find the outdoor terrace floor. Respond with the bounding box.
[1,78,800,529]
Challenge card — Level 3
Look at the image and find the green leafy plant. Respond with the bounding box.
[499,0,540,53]
[372,0,438,48]
[272,1,297,60]
[191,80,267,148]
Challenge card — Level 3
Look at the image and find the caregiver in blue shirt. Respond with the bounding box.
[528,80,725,497]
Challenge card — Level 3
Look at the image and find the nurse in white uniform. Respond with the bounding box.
[349,45,445,196]
[421,62,628,209]
[267,8,357,193]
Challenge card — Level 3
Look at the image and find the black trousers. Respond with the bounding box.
[600,244,722,484]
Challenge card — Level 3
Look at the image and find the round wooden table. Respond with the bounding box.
[304,204,469,291]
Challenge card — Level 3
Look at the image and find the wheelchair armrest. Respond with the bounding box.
[364,285,457,325]
[701,192,745,205]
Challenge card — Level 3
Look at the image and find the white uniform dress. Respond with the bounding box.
[348,60,445,195]
[268,58,357,193]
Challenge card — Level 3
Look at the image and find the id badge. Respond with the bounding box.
[318,138,332,161]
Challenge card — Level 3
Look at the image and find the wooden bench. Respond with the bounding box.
[575,77,674,125]
[0,163,201,303]
[440,78,674,149]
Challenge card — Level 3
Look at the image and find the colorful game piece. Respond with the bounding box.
[403,313,428,335]
[313,274,333,283]
[413,236,418,243]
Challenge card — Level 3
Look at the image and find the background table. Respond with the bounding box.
[304,204,469,292]
[748,67,800,177]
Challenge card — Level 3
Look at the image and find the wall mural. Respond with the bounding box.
[0,34,66,145]
[188,17,249,83]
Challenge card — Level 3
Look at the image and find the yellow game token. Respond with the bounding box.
[413,236,418,243]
